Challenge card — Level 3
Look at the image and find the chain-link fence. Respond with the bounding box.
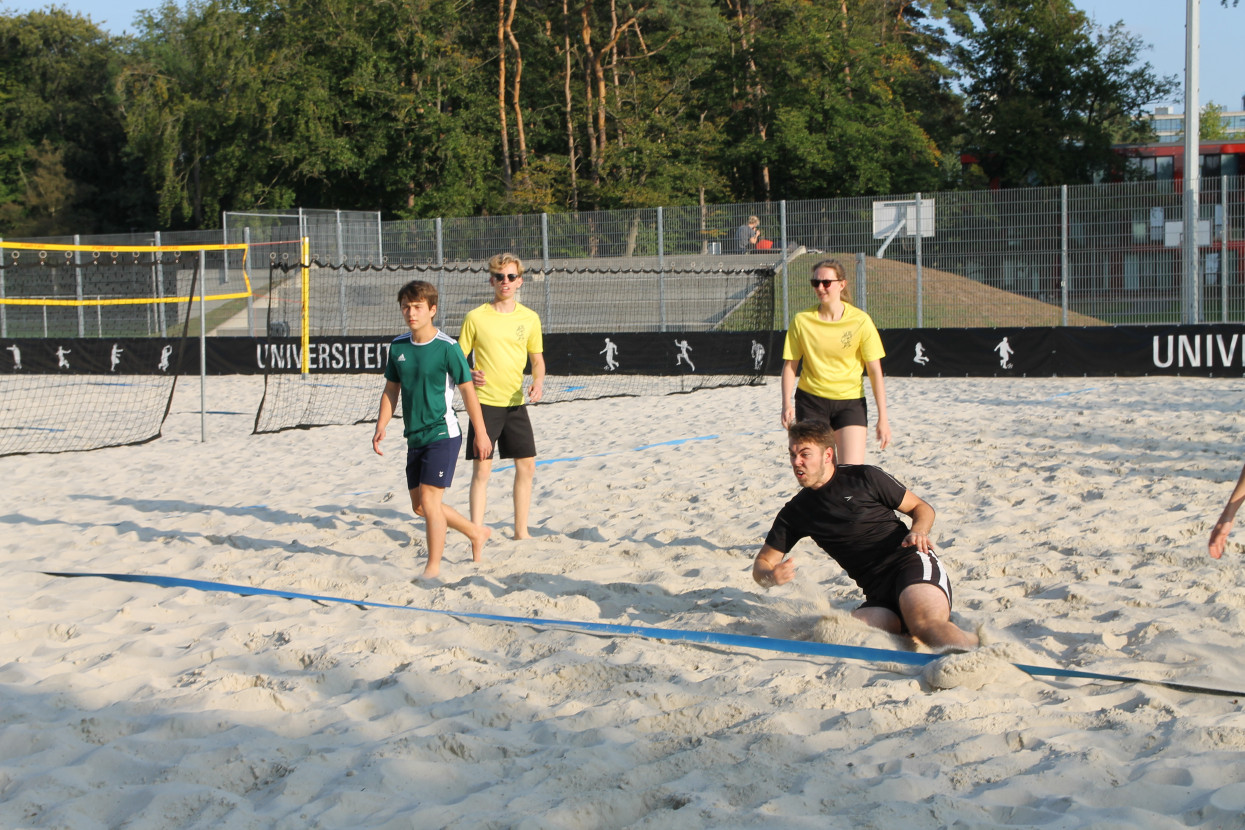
[6,178,1241,335]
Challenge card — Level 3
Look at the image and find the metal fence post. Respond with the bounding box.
[73,234,84,336]
[914,193,924,329]
[780,200,789,329]
[376,210,383,263]
[1183,0,1201,325]
[1060,185,1070,326]
[542,213,552,328]
[435,217,444,300]
[336,209,348,335]
[856,252,867,314]
[1222,178,1230,322]
[658,206,667,332]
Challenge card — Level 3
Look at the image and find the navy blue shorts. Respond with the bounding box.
[794,389,868,430]
[406,435,462,490]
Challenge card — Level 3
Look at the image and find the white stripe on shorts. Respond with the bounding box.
[918,548,951,597]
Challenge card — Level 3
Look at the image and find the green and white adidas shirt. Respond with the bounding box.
[384,330,472,448]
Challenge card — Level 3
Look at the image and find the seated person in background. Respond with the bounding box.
[736,216,760,252]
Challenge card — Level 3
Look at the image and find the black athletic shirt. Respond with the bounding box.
[764,464,913,590]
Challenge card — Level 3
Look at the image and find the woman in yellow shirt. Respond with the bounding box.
[780,259,890,464]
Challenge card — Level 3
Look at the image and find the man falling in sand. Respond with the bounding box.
[753,420,978,651]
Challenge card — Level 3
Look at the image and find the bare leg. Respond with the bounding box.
[445,502,490,562]
[469,458,493,526]
[834,424,868,465]
[513,456,535,539]
[852,605,903,634]
[899,583,979,651]
[412,485,447,579]
[411,487,491,574]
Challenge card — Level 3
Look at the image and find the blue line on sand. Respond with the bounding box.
[1043,387,1099,401]
[43,571,1245,698]
[499,430,775,472]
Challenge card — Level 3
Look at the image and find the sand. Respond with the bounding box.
[2,374,1244,829]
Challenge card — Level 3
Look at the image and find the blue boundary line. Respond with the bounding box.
[43,572,1245,698]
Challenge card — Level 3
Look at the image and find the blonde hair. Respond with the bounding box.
[487,252,525,279]
[812,258,851,302]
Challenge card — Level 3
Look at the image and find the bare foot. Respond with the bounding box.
[471,525,492,562]
[419,564,441,580]
[513,529,531,540]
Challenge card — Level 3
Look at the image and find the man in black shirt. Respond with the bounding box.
[753,421,978,651]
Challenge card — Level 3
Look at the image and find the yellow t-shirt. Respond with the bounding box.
[458,302,544,407]
[782,303,885,400]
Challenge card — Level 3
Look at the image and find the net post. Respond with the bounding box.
[301,236,311,375]
[0,236,6,338]
[244,226,256,336]
[154,231,168,335]
[199,248,208,443]
[74,234,85,337]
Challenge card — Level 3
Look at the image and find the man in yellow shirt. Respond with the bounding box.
[458,253,546,539]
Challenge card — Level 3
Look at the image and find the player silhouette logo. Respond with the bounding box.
[600,337,619,371]
[913,342,929,365]
[56,346,71,369]
[110,343,124,372]
[994,337,1014,369]
[6,344,20,370]
[674,339,696,372]
[158,345,173,372]
[751,339,766,370]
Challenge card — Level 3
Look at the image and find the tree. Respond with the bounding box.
[954,0,1177,188]
[0,10,145,235]
[716,0,950,201]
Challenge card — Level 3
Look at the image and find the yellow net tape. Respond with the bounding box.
[0,241,253,306]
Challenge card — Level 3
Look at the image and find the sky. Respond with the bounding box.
[4,0,1242,113]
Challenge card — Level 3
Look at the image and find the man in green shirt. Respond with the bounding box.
[374,280,492,579]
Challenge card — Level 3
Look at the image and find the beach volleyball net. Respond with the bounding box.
[254,258,777,433]
[0,241,250,456]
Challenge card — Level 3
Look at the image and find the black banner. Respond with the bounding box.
[877,325,1245,377]
[2,325,1243,377]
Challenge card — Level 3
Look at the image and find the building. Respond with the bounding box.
[1145,100,1245,144]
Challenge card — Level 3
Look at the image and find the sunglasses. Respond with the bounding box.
[491,272,521,282]
[810,278,843,288]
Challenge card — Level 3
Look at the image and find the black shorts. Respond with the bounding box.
[794,388,868,430]
[466,404,537,460]
[858,546,954,633]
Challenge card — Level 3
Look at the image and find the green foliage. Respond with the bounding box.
[0,9,145,235]
[954,0,1178,188]
[0,0,1202,234]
